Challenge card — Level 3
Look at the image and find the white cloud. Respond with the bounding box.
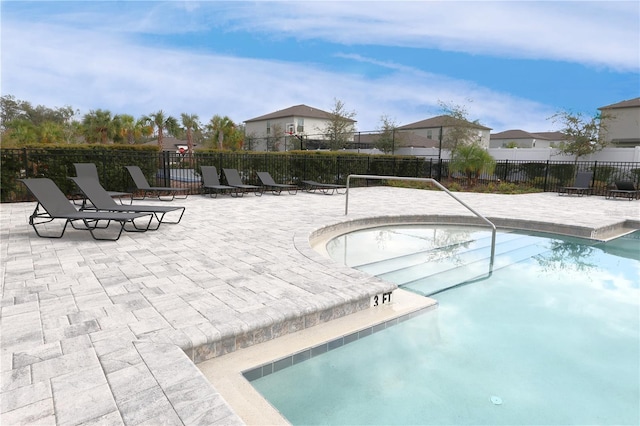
[2,17,557,131]
[215,1,639,72]
[3,1,635,132]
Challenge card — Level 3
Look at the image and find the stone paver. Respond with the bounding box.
[1,187,639,425]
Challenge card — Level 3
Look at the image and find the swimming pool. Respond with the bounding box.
[250,226,640,425]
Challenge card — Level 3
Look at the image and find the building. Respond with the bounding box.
[244,104,357,151]
[143,136,196,152]
[489,130,565,148]
[598,97,640,147]
[397,115,492,149]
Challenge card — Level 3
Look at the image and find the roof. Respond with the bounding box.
[599,97,640,110]
[398,114,492,131]
[491,130,565,140]
[244,104,356,123]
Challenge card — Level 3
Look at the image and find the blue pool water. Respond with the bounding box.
[250,226,640,425]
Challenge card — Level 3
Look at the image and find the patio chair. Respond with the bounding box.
[257,171,298,195]
[19,178,153,241]
[125,165,189,201]
[200,166,237,198]
[558,171,593,196]
[301,180,346,195]
[69,177,185,230]
[222,168,263,197]
[73,163,132,205]
[606,181,640,201]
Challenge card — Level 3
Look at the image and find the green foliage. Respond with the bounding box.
[321,99,356,150]
[449,144,496,186]
[374,115,399,154]
[438,100,484,151]
[0,144,159,201]
[549,110,609,161]
[548,163,575,185]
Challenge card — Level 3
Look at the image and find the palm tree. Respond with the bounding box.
[82,109,118,144]
[117,114,153,144]
[180,113,200,163]
[449,143,496,187]
[144,110,179,150]
[206,115,235,150]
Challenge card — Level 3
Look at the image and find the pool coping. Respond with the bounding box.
[197,288,436,425]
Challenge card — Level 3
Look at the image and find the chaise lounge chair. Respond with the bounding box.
[125,165,189,201]
[200,166,237,198]
[222,168,263,197]
[301,180,346,195]
[73,163,132,205]
[606,181,640,201]
[19,178,153,241]
[257,171,298,195]
[69,177,185,230]
[558,171,593,196]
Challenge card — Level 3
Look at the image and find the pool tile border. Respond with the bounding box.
[242,305,429,382]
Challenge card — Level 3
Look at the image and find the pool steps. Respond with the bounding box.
[355,233,555,296]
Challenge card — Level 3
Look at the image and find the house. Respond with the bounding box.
[489,130,565,148]
[598,97,640,147]
[397,115,492,149]
[143,136,197,153]
[244,104,357,151]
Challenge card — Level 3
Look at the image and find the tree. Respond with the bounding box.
[267,122,285,152]
[549,110,610,163]
[82,109,119,144]
[180,113,200,162]
[321,98,356,150]
[116,114,152,144]
[449,143,496,186]
[206,115,236,150]
[144,110,179,150]
[438,100,483,152]
[374,115,403,154]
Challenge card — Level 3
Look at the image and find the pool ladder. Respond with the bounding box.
[344,174,496,273]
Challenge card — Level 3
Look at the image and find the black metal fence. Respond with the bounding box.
[2,148,639,202]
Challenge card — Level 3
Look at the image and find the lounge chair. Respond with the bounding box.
[19,178,153,241]
[125,165,189,201]
[222,168,263,196]
[69,177,185,230]
[558,171,593,196]
[301,180,346,195]
[606,181,640,201]
[73,163,132,205]
[257,172,298,195]
[200,166,237,198]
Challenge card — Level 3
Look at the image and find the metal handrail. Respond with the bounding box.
[345,174,496,270]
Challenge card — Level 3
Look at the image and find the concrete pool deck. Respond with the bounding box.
[1,187,639,425]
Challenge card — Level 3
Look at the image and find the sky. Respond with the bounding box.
[1,1,639,134]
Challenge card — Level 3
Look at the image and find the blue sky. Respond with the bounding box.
[2,1,639,133]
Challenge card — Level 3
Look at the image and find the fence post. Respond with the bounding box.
[544,160,550,192]
[162,151,170,186]
[22,147,29,177]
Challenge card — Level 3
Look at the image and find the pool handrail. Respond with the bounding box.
[345,174,496,270]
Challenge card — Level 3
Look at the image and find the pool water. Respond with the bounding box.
[250,227,640,425]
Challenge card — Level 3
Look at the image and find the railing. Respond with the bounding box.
[2,147,639,202]
[345,174,497,271]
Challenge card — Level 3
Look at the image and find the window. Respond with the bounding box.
[297,118,304,133]
[427,130,432,139]
[266,120,271,135]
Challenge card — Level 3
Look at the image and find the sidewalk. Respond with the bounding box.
[1,187,638,425]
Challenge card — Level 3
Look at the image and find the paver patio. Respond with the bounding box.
[1,186,638,425]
